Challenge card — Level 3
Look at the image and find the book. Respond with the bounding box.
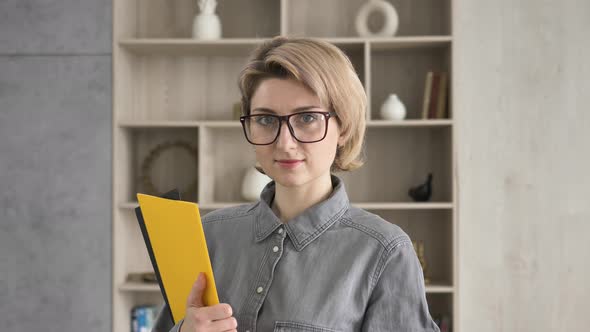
[428,72,440,119]
[135,189,219,324]
[131,305,159,332]
[422,71,449,119]
[435,72,448,119]
[421,72,434,119]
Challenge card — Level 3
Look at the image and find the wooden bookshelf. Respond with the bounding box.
[113,0,457,331]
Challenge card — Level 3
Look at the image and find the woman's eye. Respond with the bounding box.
[256,116,276,126]
[300,113,318,123]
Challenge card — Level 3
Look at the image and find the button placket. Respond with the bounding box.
[273,226,286,255]
[249,226,286,330]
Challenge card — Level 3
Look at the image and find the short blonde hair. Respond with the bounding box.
[238,36,367,172]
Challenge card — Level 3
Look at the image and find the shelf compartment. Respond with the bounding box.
[116,40,365,122]
[117,48,364,122]
[285,0,451,37]
[113,291,163,332]
[113,210,155,289]
[124,128,200,203]
[427,293,454,331]
[199,127,258,204]
[370,46,451,120]
[118,53,247,122]
[371,209,454,285]
[339,126,452,203]
[133,0,280,39]
[342,43,367,89]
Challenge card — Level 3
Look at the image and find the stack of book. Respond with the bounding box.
[131,305,160,332]
[421,71,449,119]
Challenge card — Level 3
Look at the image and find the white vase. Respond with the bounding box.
[241,167,272,201]
[193,14,221,40]
[380,94,406,120]
[355,0,399,38]
[192,0,222,40]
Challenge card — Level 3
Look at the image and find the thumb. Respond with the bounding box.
[186,272,206,308]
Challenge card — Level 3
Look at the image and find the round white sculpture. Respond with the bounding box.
[355,0,399,38]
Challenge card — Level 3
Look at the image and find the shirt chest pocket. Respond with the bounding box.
[273,321,341,332]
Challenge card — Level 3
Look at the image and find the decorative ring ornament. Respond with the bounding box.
[140,140,199,198]
[355,0,399,37]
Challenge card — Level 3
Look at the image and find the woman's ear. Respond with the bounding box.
[337,134,346,148]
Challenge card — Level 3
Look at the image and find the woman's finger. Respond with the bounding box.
[209,316,238,331]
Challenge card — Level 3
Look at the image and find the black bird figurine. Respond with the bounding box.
[408,173,433,202]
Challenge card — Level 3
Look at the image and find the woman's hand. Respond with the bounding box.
[180,273,237,332]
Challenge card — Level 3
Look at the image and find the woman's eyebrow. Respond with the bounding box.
[251,106,321,114]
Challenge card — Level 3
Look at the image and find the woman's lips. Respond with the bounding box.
[276,159,304,169]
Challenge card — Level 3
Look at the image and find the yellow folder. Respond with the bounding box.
[135,191,219,324]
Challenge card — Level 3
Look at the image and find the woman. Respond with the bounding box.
[153,36,440,332]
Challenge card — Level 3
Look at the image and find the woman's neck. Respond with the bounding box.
[271,174,334,223]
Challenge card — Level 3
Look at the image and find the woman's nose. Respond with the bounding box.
[275,121,298,148]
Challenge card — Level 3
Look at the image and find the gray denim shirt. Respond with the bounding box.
[152,175,440,332]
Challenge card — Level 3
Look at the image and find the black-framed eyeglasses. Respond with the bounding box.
[240,111,337,145]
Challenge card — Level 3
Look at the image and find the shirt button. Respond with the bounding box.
[273,246,279,252]
[277,228,283,234]
[256,286,264,294]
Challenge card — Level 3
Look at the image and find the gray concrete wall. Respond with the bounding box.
[455,0,590,331]
[0,1,112,331]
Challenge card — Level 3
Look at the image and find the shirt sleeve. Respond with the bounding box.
[151,303,184,332]
[361,241,441,332]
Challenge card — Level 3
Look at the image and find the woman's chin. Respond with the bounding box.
[271,172,306,188]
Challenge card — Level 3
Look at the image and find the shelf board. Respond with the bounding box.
[119,38,264,56]
[353,202,453,210]
[118,282,453,294]
[118,38,365,55]
[119,201,251,210]
[119,282,160,293]
[117,119,452,129]
[119,201,453,210]
[425,284,455,293]
[116,120,242,128]
[117,120,202,128]
[119,202,138,209]
[367,119,453,127]
[199,202,253,210]
[118,36,452,55]
[369,36,452,50]
[203,121,242,128]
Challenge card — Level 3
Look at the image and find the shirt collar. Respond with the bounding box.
[254,174,350,251]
